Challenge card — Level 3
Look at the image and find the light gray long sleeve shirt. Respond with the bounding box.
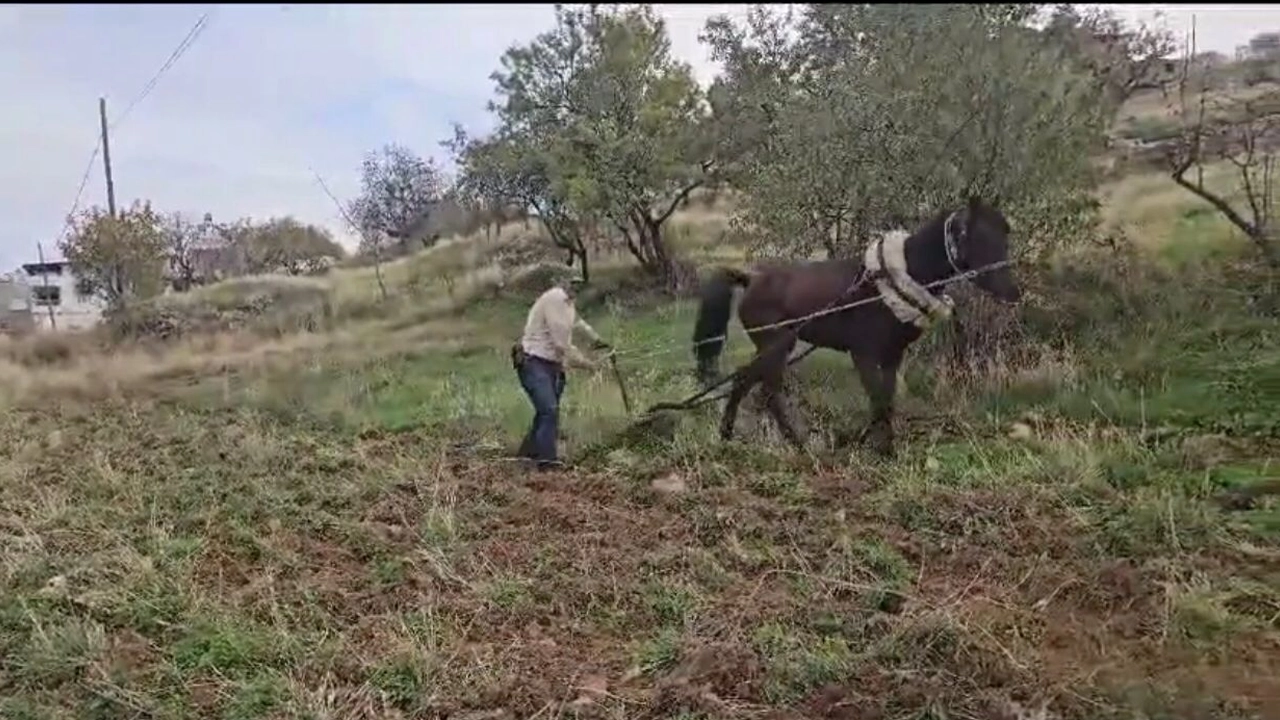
[520,286,601,368]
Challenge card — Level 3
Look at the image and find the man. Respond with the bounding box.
[512,276,611,470]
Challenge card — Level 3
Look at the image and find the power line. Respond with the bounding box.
[57,141,103,233]
[111,9,213,131]
[46,8,214,249]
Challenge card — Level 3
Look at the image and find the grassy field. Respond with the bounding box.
[1,166,1278,720]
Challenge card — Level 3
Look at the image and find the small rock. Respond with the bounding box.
[40,575,68,597]
[1008,422,1033,441]
[924,456,941,472]
[651,474,687,494]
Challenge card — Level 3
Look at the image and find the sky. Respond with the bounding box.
[0,3,1273,270]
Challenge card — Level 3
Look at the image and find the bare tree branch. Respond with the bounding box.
[1168,14,1278,266]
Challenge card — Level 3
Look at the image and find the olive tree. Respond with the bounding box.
[702,4,1116,261]
[60,201,169,308]
[235,217,347,275]
[482,3,714,288]
[444,125,526,241]
[453,126,598,279]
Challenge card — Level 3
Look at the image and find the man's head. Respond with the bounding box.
[559,275,586,300]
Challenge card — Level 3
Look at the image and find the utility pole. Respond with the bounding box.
[36,243,57,331]
[99,97,117,217]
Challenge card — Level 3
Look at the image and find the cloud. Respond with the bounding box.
[0,4,1266,270]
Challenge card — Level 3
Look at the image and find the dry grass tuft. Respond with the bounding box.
[1,169,1277,720]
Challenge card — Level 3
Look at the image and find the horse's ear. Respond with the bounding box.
[966,194,981,213]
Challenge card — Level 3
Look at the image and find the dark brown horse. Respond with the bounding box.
[691,196,1021,457]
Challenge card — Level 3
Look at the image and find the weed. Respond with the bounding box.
[635,627,683,676]
[1,182,1277,720]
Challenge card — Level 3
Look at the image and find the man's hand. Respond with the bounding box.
[591,338,612,352]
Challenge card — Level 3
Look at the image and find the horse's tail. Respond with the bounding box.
[692,266,753,387]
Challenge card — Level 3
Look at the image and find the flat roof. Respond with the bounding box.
[20,261,68,275]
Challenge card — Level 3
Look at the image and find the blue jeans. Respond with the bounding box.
[517,355,566,466]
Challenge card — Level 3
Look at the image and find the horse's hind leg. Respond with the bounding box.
[718,362,760,442]
[761,361,805,450]
[719,330,788,441]
[749,330,803,449]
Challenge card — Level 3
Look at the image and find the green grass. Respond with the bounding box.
[1,209,1278,719]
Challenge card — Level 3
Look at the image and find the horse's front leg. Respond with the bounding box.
[851,352,898,458]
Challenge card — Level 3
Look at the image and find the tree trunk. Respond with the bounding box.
[537,214,590,284]
[616,221,645,266]
[577,245,590,284]
[620,179,706,290]
[640,215,672,278]
[619,210,676,287]
[616,207,675,280]
[823,216,841,259]
[1250,229,1280,269]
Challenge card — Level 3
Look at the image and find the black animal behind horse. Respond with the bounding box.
[691,196,1021,457]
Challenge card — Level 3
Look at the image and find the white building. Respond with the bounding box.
[9,260,105,332]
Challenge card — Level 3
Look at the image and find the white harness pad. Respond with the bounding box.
[863,228,955,329]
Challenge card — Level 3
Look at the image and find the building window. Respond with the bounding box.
[32,285,61,307]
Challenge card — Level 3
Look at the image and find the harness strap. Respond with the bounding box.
[864,227,956,330]
[876,237,932,318]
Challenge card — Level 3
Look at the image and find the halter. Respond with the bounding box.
[942,210,967,274]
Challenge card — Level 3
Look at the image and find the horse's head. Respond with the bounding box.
[952,195,1021,304]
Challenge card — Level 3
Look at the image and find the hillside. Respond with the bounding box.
[1108,80,1280,179]
[7,7,1280,718]
[2,157,1278,719]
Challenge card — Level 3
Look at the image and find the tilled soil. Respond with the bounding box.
[302,446,1280,720]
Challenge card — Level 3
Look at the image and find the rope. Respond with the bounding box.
[634,265,877,414]
[689,258,1012,350]
[624,258,1015,416]
[610,257,1013,363]
[644,343,819,414]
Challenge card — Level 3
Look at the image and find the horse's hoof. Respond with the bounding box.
[864,425,895,459]
[871,434,896,459]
